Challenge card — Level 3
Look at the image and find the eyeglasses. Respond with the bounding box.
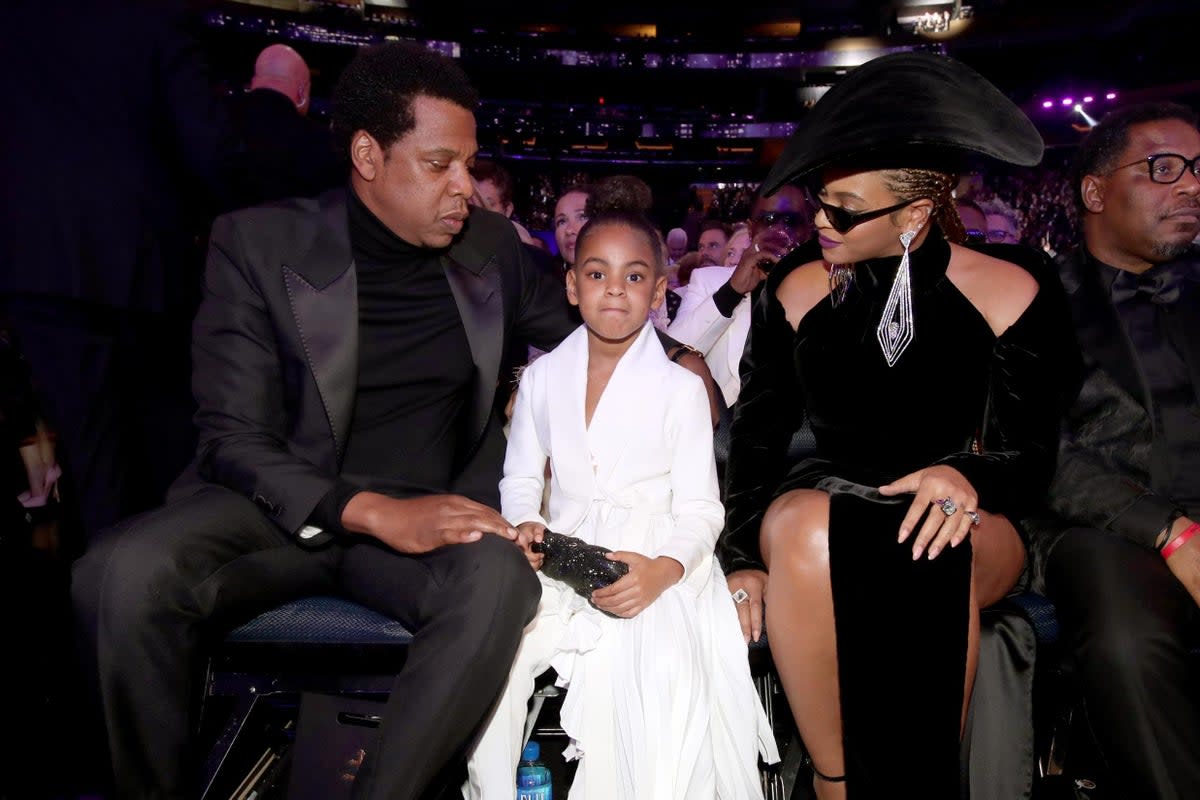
[752,210,806,230]
[963,229,987,246]
[986,229,1020,244]
[1112,153,1200,184]
[810,197,921,234]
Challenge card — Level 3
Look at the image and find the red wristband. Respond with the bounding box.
[1161,522,1200,560]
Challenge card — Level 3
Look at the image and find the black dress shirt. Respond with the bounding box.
[1101,255,1200,512]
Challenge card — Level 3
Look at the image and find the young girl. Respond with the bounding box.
[465,210,778,799]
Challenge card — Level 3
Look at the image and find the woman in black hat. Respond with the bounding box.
[719,52,1082,798]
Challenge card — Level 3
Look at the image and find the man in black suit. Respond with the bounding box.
[1036,102,1200,799]
[0,0,234,542]
[72,42,576,799]
[227,43,342,209]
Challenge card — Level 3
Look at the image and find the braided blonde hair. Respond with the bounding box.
[880,169,965,244]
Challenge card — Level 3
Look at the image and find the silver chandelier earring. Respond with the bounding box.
[876,228,919,367]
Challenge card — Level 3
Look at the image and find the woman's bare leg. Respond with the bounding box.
[963,512,1027,729]
[759,489,846,800]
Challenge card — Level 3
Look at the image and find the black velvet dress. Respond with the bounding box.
[720,228,1079,797]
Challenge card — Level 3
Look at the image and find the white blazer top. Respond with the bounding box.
[667,265,751,407]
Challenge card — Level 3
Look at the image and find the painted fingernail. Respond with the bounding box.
[928,547,940,559]
[912,547,922,560]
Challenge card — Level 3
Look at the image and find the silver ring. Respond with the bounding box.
[731,588,750,604]
[752,242,762,254]
[935,497,958,517]
[965,510,982,527]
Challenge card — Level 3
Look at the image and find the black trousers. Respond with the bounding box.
[1046,527,1200,800]
[71,485,541,800]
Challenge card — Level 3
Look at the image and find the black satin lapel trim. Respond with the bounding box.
[284,263,358,459]
[444,253,503,448]
[1073,265,1150,412]
[288,189,354,290]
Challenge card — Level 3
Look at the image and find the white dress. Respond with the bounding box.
[464,323,778,800]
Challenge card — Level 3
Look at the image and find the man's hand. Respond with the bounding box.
[516,521,545,571]
[590,553,684,618]
[1164,516,1200,608]
[341,492,518,554]
[725,569,768,643]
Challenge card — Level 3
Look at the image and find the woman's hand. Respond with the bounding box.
[591,553,683,618]
[879,465,978,560]
[515,521,545,571]
[725,568,768,643]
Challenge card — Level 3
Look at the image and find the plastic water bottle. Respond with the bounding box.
[516,740,552,800]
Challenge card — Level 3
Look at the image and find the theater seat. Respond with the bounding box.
[198,596,412,799]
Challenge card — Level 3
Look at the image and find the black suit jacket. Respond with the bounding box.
[0,0,233,313]
[1026,245,1200,588]
[168,190,576,543]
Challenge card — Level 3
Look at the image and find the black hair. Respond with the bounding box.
[574,210,664,275]
[1072,101,1199,209]
[331,42,479,163]
[587,175,653,217]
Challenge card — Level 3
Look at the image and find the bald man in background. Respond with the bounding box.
[227,43,342,209]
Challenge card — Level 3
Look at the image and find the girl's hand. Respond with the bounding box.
[515,522,545,571]
[879,465,978,560]
[590,553,683,618]
[725,569,768,643]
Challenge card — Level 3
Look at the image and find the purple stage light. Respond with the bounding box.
[1106,92,1117,100]
[1083,96,1094,103]
[1062,98,1073,105]
[1042,100,1053,108]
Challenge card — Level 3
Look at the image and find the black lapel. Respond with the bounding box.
[1062,249,1150,411]
[282,190,357,460]
[443,228,503,455]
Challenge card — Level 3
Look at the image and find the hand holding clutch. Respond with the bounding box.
[532,530,629,617]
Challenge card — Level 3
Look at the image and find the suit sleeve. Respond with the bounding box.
[668,271,741,354]
[1047,373,1183,549]
[659,374,725,580]
[719,285,807,574]
[191,214,339,539]
[511,236,577,352]
[499,365,549,528]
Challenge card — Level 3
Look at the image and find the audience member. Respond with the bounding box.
[0,0,235,542]
[668,185,811,407]
[697,220,731,266]
[666,227,690,264]
[721,53,1080,797]
[470,159,543,249]
[979,197,1023,244]
[956,197,989,245]
[465,209,778,797]
[1036,101,1200,799]
[226,43,342,209]
[71,41,576,800]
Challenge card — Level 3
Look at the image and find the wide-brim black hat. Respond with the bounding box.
[761,51,1044,196]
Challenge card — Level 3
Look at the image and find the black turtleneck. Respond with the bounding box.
[309,189,474,534]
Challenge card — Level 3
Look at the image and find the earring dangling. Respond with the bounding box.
[828,263,853,307]
[876,228,918,367]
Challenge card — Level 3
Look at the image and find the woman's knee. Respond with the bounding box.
[760,489,831,573]
[971,513,1026,607]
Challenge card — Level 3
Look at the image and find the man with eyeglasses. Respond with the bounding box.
[668,186,813,406]
[1032,102,1200,799]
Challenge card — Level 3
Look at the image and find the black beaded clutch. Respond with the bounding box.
[532,529,630,617]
